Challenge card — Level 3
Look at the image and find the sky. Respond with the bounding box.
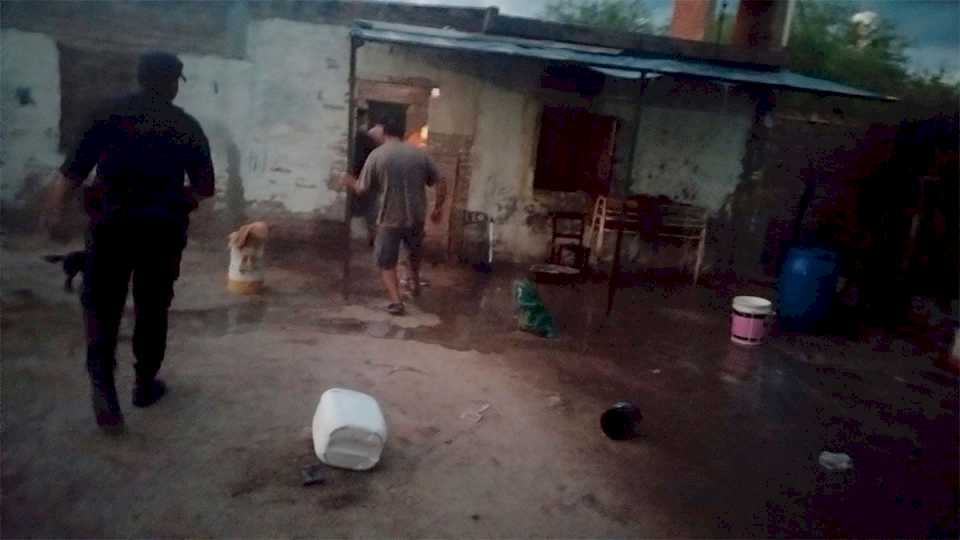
[377,0,960,79]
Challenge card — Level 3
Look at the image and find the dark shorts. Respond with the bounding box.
[374,225,424,269]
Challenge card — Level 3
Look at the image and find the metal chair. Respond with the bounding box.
[657,202,708,284]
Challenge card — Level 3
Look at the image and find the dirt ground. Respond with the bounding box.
[2,232,958,538]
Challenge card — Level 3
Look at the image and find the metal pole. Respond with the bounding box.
[342,35,360,300]
[607,72,650,316]
[715,0,729,43]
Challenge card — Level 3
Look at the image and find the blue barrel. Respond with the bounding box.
[778,247,840,331]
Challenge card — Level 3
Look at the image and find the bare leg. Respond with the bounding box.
[381,268,402,305]
[366,213,376,247]
[407,255,421,297]
[406,226,424,297]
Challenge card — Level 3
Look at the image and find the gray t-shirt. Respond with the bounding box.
[357,141,439,228]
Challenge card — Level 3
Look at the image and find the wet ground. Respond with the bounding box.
[2,233,958,538]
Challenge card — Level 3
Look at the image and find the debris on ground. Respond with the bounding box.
[460,402,491,423]
[301,463,327,486]
[388,365,426,376]
[600,401,643,441]
[818,451,854,471]
[650,369,662,374]
[513,279,557,338]
[546,395,564,408]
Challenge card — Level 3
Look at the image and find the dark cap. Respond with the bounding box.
[137,51,186,87]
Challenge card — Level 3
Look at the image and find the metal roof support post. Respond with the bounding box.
[607,72,651,316]
[342,35,362,301]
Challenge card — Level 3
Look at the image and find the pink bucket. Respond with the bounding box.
[730,296,773,346]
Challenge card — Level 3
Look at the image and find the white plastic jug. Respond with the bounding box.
[312,388,387,471]
[227,244,264,294]
[227,221,268,294]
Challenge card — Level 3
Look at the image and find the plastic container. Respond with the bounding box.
[312,388,387,471]
[730,296,774,346]
[778,247,840,331]
[227,244,264,294]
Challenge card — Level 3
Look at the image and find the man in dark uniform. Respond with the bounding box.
[46,51,214,432]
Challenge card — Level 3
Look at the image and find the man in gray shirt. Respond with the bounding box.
[343,121,446,315]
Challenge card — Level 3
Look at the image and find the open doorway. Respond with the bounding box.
[354,79,454,258]
[356,80,429,143]
[367,100,408,136]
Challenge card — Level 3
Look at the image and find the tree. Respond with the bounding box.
[542,0,653,34]
[788,0,909,97]
[786,0,958,119]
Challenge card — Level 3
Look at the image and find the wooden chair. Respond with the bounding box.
[586,196,643,266]
[548,211,589,272]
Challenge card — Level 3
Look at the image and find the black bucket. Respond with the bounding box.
[600,401,642,440]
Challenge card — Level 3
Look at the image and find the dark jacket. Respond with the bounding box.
[61,93,214,223]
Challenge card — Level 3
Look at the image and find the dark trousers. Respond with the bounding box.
[82,219,187,392]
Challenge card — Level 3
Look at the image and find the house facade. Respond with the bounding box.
[1,1,874,271]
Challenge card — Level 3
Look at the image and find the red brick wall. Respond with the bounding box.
[670,0,716,41]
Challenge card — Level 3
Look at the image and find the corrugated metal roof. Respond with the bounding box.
[352,20,894,101]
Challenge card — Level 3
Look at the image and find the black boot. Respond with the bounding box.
[90,379,124,434]
[132,379,167,408]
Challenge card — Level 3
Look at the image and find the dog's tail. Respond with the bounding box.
[43,254,66,263]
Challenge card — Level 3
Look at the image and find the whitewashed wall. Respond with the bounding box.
[630,79,755,212]
[175,53,255,211]
[0,30,62,207]
[244,19,351,217]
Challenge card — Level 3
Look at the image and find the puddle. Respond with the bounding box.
[174,302,269,336]
[312,318,409,340]
[174,302,420,341]
[325,304,441,329]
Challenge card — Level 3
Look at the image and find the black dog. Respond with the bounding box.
[44,251,87,291]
